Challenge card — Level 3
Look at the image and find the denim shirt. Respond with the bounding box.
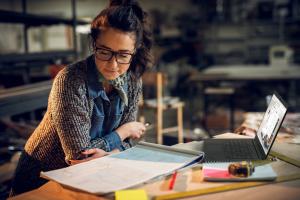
[86,55,128,151]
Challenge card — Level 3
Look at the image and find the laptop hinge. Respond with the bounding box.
[253,135,266,159]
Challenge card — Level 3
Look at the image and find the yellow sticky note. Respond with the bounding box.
[115,189,148,200]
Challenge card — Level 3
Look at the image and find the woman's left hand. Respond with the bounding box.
[234,126,256,137]
[69,148,109,165]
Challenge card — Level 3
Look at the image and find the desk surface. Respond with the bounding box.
[140,158,300,200]
[9,138,300,200]
[178,179,300,200]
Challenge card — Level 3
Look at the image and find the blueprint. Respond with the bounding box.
[41,142,204,194]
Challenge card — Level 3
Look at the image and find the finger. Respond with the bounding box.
[69,159,84,165]
[110,149,120,154]
[136,121,146,129]
[141,123,146,129]
[133,133,140,139]
[89,154,102,159]
[86,152,107,160]
[81,156,95,162]
[141,126,146,132]
[140,128,146,136]
[137,125,146,134]
[78,155,96,162]
[81,148,97,155]
[136,133,141,139]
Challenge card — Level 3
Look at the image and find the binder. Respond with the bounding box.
[41,142,204,194]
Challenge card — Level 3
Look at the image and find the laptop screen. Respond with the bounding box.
[257,94,288,155]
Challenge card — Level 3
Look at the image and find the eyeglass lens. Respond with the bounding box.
[95,48,132,64]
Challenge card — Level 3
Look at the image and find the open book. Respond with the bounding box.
[41,142,204,194]
[203,162,277,182]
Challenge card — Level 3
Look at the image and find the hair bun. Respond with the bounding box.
[109,0,136,7]
[109,0,144,21]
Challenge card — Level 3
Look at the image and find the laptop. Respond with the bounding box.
[203,93,288,162]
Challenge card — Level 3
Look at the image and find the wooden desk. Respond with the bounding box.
[173,179,300,200]
[140,158,300,200]
[9,140,300,200]
[9,181,108,200]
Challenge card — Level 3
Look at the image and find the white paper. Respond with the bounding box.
[41,142,203,194]
[213,133,253,139]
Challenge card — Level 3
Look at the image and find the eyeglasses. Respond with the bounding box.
[95,47,134,64]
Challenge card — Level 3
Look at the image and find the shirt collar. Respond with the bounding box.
[86,54,128,100]
[86,54,104,99]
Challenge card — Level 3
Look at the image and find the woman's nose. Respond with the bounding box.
[107,55,118,69]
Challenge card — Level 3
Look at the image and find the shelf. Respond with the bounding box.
[0,80,52,117]
[204,38,245,43]
[0,10,88,27]
[0,50,76,67]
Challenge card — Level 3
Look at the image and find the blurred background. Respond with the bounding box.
[0,0,300,198]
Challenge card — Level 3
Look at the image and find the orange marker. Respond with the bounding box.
[168,171,177,190]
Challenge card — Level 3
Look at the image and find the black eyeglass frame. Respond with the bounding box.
[94,46,135,64]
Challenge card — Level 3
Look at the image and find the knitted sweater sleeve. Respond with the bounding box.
[49,68,97,162]
[119,74,143,149]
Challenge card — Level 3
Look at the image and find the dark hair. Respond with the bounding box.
[90,0,153,78]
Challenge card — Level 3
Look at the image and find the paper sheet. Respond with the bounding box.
[213,132,254,139]
[41,143,203,194]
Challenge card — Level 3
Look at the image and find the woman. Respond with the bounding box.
[10,0,152,196]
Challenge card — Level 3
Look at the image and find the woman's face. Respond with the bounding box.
[94,27,136,80]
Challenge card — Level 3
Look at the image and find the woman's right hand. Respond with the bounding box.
[69,148,109,165]
[116,121,146,140]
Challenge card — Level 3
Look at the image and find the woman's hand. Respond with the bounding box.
[69,148,109,165]
[234,126,256,137]
[116,121,146,140]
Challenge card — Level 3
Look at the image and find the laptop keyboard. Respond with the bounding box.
[223,140,257,159]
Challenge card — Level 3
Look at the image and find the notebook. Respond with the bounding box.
[203,93,288,162]
[202,162,277,181]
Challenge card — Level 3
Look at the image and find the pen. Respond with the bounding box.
[144,122,151,131]
[168,171,177,190]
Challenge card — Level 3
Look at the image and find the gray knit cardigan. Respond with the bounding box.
[10,57,142,195]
